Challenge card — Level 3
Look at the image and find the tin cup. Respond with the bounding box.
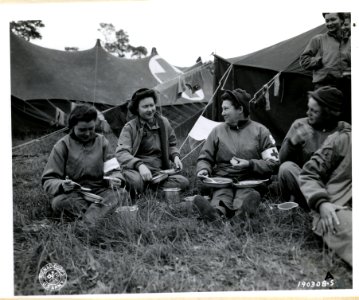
[161,187,181,203]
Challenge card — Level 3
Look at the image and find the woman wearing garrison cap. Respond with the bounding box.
[194,88,280,221]
[116,88,189,196]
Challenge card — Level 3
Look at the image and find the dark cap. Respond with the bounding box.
[308,86,343,112]
[221,88,251,116]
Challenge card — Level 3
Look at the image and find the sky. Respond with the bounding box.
[0,0,358,297]
[5,0,353,66]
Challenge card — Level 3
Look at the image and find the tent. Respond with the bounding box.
[10,32,213,138]
[213,24,327,145]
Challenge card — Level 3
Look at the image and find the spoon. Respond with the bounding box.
[198,175,217,183]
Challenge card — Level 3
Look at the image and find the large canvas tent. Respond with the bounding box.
[10,31,213,138]
[213,24,327,145]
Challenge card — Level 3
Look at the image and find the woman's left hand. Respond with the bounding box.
[106,177,122,189]
[174,156,183,170]
[230,157,249,169]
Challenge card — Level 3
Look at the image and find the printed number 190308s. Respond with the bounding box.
[297,280,334,288]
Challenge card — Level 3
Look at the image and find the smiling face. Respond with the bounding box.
[138,97,156,122]
[221,99,243,126]
[306,97,323,126]
[324,13,343,34]
[73,120,96,142]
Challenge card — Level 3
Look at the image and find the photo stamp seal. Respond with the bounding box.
[39,263,67,291]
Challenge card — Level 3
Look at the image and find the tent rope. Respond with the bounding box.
[180,140,205,162]
[12,127,68,151]
[178,64,233,153]
[249,72,281,106]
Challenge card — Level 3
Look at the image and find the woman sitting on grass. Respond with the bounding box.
[42,104,125,226]
[116,88,189,196]
[195,88,280,221]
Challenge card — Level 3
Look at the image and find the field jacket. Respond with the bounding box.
[116,113,179,170]
[42,133,112,197]
[300,32,351,84]
[196,120,279,180]
[279,118,350,168]
[300,126,351,212]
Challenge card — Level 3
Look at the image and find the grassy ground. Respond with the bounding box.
[12,130,352,295]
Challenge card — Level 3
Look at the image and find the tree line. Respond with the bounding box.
[10,20,147,59]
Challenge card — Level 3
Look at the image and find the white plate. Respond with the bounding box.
[277,202,298,210]
[202,177,233,188]
[233,179,269,188]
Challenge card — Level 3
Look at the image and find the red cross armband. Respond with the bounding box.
[261,147,279,161]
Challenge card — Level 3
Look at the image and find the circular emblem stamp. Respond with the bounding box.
[39,263,67,291]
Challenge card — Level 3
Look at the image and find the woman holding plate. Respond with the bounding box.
[195,88,279,220]
[116,88,189,196]
[42,104,125,226]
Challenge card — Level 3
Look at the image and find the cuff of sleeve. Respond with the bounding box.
[135,161,144,170]
[248,160,254,169]
[171,153,180,161]
[198,168,211,176]
[314,199,329,213]
[309,193,329,211]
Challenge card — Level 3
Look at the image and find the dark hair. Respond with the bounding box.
[68,104,98,128]
[322,12,345,22]
[128,88,157,115]
[343,12,351,20]
[322,105,341,121]
[221,89,251,117]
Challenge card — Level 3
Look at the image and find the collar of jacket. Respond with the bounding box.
[69,130,97,146]
[139,117,159,130]
[310,120,338,132]
[327,30,348,42]
[228,119,250,130]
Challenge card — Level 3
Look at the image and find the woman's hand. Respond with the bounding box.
[62,177,79,193]
[197,169,209,178]
[230,157,249,169]
[174,156,183,170]
[105,177,122,189]
[290,123,313,145]
[316,202,346,234]
[138,164,153,181]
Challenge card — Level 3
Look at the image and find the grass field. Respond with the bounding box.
[12,130,352,295]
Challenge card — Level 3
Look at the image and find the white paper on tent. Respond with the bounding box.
[104,158,120,174]
[188,116,221,141]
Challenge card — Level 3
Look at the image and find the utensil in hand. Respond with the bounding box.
[151,173,169,184]
[198,174,215,182]
[65,176,92,191]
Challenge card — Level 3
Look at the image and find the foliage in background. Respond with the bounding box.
[98,23,148,58]
[10,20,45,41]
[64,47,79,52]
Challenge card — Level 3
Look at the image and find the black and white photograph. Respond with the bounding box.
[0,0,357,297]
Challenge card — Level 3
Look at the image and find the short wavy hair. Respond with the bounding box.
[68,104,98,129]
[221,88,251,117]
[128,88,157,115]
[322,12,346,22]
